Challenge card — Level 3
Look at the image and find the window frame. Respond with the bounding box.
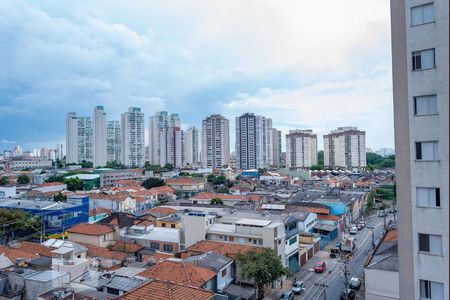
[415,141,439,161]
[416,187,441,208]
[412,48,436,71]
[413,94,438,116]
[418,233,443,256]
[410,2,435,27]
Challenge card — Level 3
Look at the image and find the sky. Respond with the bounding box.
[0,0,394,152]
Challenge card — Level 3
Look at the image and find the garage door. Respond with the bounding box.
[307,247,313,260]
[300,252,307,266]
[314,241,320,253]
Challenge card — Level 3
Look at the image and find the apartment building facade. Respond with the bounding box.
[185,126,200,166]
[201,114,230,168]
[391,0,448,299]
[107,120,121,163]
[323,127,366,171]
[272,128,282,167]
[66,112,93,164]
[286,129,318,169]
[121,107,145,167]
[93,106,107,167]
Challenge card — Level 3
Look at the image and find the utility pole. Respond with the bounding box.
[368,226,375,249]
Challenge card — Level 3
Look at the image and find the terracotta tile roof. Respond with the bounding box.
[147,207,177,214]
[151,186,175,194]
[67,223,114,236]
[14,241,55,258]
[111,241,143,253]
[138,260,215,288]
[78,242,127,261]
[37,182,66,187]
[133,219,153,226]
[187,240,257,259]
[89,207,112,217]
[166,178,203,185]
[87,193,132,201]
[117,279,214,300]
[0,245,39,262]
[142,252,174,264]
[383,228,398,242]
[114,180,141,186]
[191,192,247,201]
[317,214,341,221]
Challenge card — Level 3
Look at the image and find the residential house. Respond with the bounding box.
[67,223,115,247]
[79,242,127,270]
[189,192,260,207]
[88,192,136,213]
[165,177,205,198]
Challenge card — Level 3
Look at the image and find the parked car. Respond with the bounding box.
[314,261,326,273]
[291,281,305,294]
[340,288,356,300]
[349,277,361,290]
[377,210,386,217]
[349,226,358,235]
[279,291,294,300]
[357,221,365,230]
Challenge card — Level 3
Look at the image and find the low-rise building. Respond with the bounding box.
[67,223,115,248]
[0,186,16,199]
[122,224,180,254]
[9,157,53,170]
[33,182,67,193]
[93,168,143,186]
[65,174,100,190]
[165,177,205,198]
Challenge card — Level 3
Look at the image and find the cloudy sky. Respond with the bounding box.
[0,0,394,152]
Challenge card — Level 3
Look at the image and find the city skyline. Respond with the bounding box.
[0,0,394,151]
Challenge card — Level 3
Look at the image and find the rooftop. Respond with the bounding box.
[184,251,232,273]
[137,260,215,288]
[187,240,257,258]
[116,279,214,300]
[66,223,114,236]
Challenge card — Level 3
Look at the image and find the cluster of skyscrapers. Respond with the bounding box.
[66,108,367,170]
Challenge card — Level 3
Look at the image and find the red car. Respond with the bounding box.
[314,261,326,273]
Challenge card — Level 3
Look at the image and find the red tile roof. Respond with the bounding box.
[117,279,214,300]
[166,178,204,185]
[67,223,114,236]
[79,242,127,261]
[111,241,143,253]
[89,207,112,217]
[142,252,175,264]
[14,241,55,258]
[147,207,177,214]
[0,245,39,262]
[191,192,246,201]
[383,228,398,242]
[187,240,258,259]
[317,214,341,221]
[37,182,66,187]
[151,186,175,194]
[138,260,215,288]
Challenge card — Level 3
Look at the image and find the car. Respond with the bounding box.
[291,280,305,294]
[349,277,361,290]
[349,226,358,235]
[279,291,294,300]
[340,288,356,300]
[314,260,326,273]
[358,221,365,229]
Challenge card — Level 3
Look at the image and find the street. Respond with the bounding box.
[268,212,393,300]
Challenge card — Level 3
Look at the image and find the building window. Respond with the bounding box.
[150,242,160,250]
[289,236,298,246]
[163,244,173,252]
[221,268,227,277]
[415,141,438,160]
[417,187,440,207]
[411,3,435,26]
[414,95,437,115]
[418,233,442,255]
[420,279,444,299]
[103,235,106,241]
[161,223,166,227]
[171,224,175,228]
[412,49,435,71]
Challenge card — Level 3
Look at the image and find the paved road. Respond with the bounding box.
[269,213,394,300]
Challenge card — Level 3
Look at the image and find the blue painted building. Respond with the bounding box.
[241,169,260,178]
[0,195,89,234]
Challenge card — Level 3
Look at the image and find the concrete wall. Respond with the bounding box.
[364,269,399,300]
[68,232,115,248]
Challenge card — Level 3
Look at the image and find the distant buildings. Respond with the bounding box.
[185,127,199,166]
[107,120,121,163]
[391,0,448,299]
[235,113,273,170]
[66,112,93,164]
[93,106,107,167]
[286,129,318,169]
[272,128,282,168]
[121,107,145,167]
[323,127,366,171]
[376,148,395,157]
[201,114,230,169]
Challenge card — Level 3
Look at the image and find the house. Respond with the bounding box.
[88,192,136,213]
[165,177,205,198]
[33,182,67,193]
[51,246,89,280]
[79,242,127,270]
[100,273,145,296]
[130,189,159,212]
[67,223,115,247]
[116,279,215,300]
[184,251,233,292]
[189,192,259,206]
[185,240,257,260]
[121,224,180,254]
[137,260,216,290]
[364,226,399,300]
[0,245,39,269]
[0,195,89,234]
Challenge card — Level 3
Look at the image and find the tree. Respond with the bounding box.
[163,163,174,171]
[217,186,230,194]
[0,209,40,245]
[212,175,226,185]
[141,177,165,189]
[257,168,267,174]
[53,192,67,202]
[106,161,127,169]
[80,160,93,168]
[317,150,324,165]
[45,175,66,183]
[17,174,30,185]
[236,248,290,299]
[210,198,224,205]
[64,178,84,191]
[310,164,323,171]
[0,176,9,185]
